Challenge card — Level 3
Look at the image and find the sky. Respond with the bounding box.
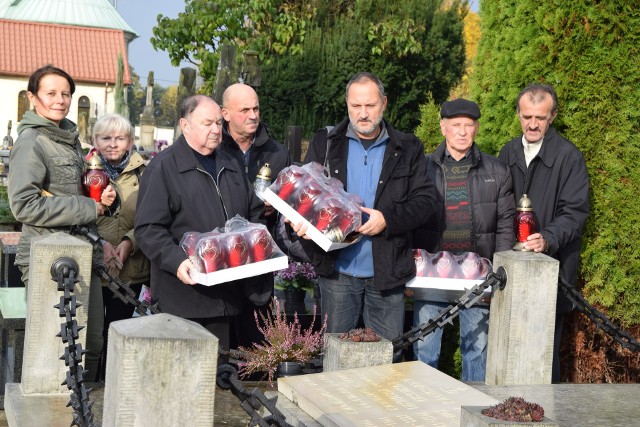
[117,0,480,88]
[116,0,190,87]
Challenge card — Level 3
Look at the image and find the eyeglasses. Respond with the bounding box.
[98,135,129,143]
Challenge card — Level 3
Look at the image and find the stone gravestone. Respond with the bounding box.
[173,67,197,141]
[102,313,218,426]
[212,44,238,106]
[485,251,560,385]
[277,361,498,426]
[4,233,93,425]
[139,71,156,151]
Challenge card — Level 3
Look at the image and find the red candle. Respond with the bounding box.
[82,152,110,202]
[296,180,323,218]
[276,166,305,201]
[314,199,342,232]
[226,233,249,267]
[198,236,226,273]
[247,227,273,262]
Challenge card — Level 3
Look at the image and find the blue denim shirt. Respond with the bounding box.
[335,123,388,278]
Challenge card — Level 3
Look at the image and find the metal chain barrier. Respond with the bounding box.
[392,267,507,352]
[217,363,293,427]
[70,225,160,316]
[51,257,96,427]
[558,280,640,352]
[70,224,290,425]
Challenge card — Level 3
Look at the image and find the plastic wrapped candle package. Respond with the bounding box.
[262,162,365,251]
[406,250,493,304]
[180,215,288,286]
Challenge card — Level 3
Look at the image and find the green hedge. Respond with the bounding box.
[467,1,640,325]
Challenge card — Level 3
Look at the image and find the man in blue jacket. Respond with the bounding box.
[499,83,590,382]
[293,72,438,359]
[413,98,515,381]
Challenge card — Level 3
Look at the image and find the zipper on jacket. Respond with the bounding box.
[364,153,368,165]
[197,166,229,221]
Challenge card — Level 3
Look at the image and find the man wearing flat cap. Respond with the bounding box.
[413,98,515,381]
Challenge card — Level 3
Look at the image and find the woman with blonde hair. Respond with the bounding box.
[92,113,149,380]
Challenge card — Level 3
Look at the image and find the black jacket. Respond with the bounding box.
[499,127,590,310]
[220,122,290,231]
[298,118,438,291]
[135,135,265,318]
[220,122,291,185]
[414,141,515,259]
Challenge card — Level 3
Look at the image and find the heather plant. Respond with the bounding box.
[481,396,545,422]
[238,299,327,382]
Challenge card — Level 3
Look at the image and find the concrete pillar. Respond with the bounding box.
[102,313,218,427]
[323,333,393,372]
[485,251,559,385]
[22,233,93,394]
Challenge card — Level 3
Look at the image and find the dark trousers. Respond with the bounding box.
[232,299,270,350]
[100,283,144,381]
[189,316,232,355]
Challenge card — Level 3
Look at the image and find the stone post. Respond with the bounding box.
[139,71,156,151]
[485,251,559,385]
[323,333,393,372]
[21,233,93,394]
[102,313,218,427]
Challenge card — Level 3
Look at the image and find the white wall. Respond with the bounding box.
[133,126,177,149]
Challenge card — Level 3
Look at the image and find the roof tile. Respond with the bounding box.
[0,19,131,84]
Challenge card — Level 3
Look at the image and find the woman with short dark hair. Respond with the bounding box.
[8,65,116,380]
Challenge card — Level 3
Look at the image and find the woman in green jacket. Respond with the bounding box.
[92,113,149,379]
[8,65,116,380]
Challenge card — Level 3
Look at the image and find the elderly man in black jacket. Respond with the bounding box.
[135,95,264,353]
[499,83,590,382]
[292,72,438,360]
[413,98,515,381]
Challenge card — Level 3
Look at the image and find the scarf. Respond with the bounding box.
[17,110,79,147]
[99,151,131,181]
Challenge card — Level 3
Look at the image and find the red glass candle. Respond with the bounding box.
[435,251,455,278]
[82,152,109,202]
[246,227,273,262]
[336,207,359,236]
[198,236,227,273]
[314,198,342,232]
[460,252,482,280]
[513,194,537,251]
[413,249,427,277]
[226,233,249,267]
[276,165,305,202]
[296,180,324,218]
[516,211,536,242]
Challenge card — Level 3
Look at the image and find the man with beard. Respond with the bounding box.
[291,72,438,359]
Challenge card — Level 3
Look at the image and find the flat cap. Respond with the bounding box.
[440,98,481,120]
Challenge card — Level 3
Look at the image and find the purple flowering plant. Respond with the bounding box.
[238,299,327,382]
[273,260,317,291]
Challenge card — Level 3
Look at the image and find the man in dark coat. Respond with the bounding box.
[498,83,590,382]
[220,83,291,348]
[220,83,291,230]
[291,72,438,359]
[413,98,515,381]
[135,95,264,352]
